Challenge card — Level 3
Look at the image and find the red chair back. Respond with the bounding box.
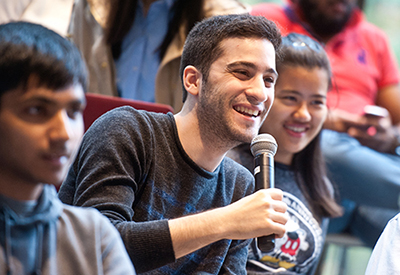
[83,93,174,131]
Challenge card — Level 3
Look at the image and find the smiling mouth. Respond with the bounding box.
[285,125,307,133]
[234,106,261,117]
[43,153,70,163]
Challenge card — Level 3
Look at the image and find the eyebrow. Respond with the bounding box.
[281,90,327,98]
[312,94,327,99]
[25,95,86,106]
[226,61,279,78]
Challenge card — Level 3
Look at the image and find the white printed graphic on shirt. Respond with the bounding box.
[258,192,323,273]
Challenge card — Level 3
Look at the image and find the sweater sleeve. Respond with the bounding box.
[59,107,175,273]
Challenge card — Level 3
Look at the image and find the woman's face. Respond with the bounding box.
[260,65,329,165]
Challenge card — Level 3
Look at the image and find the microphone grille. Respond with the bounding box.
[250,134,278,157]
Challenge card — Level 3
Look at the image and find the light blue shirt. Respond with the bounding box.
[115,0,175,102]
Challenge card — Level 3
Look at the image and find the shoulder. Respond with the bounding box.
[251,2,285,15]
[93,106,169,126]
[251,3,288,22]
[61,204,113,227]
[223,156,250,173]
[226,143,253,172]
[348,18,395,63]
[251,3,293,35]
[60,204,126,237]
[223,156,254,186]
[349,11,391,46]
[85,107,172,143]
[203,0,250,17]
[58,204,136,274]
[84,0,112,29]
[384,213,400,232]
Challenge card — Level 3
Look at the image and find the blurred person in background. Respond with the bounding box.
[0,0,73,35]
[68,0,249,111]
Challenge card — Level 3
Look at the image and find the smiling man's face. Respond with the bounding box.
[196,37,277,145]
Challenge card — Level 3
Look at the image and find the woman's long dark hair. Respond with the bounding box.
[292,134,342,219]
[279,33,342,219]
[106,0,204,60]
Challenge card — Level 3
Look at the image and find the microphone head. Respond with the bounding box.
[250,134,278,157]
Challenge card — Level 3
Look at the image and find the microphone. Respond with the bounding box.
[250,133,278,252]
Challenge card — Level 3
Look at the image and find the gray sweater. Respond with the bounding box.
[59,107,255,274]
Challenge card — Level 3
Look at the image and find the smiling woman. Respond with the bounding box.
[227,33,342,275]
[262,65,329,165]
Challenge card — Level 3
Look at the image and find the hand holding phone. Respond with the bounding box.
[363,105,389,118]
[362,105,389,136]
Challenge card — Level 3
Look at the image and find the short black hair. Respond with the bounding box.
[0,21,88,98]
[180,13,282,102]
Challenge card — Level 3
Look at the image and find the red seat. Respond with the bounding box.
[83,93,174,131]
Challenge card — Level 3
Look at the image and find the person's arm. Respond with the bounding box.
[345,27,400,153]
[373,84,400,153]
[169,188,287,259]
[323,84,400,154]
[377,84,400,124]
[343,84,400,153]
[323,108,362,133]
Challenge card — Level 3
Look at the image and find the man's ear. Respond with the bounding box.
[183,65,202,97]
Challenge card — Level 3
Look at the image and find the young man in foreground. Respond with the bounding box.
[0,21,135,274]
[59,14,288,274]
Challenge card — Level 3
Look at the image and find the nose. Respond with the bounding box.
[293,102,312,122]
[49,110,73,142]
[246,76,270,105]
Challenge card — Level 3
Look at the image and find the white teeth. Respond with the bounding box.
[286,126,306,133]
[234,106,259,117]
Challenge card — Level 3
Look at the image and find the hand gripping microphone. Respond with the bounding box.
[250,133,278,252]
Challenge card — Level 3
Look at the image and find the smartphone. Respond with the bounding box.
[363,105,388,118]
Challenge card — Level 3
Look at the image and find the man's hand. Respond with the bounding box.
[169,188,288,259]
[216,188,288,240]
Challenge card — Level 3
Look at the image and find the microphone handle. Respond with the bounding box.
[254,154,275,252]
[257,234,275,252]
